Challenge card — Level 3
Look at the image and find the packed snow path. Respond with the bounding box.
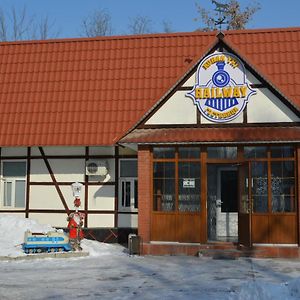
[0,252,300,300]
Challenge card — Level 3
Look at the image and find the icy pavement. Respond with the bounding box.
[0,251,300,300]
[0,214,299,300]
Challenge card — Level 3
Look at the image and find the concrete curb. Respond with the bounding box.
[0,251,89,261]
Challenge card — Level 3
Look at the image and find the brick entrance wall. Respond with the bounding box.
[138,146,151,244]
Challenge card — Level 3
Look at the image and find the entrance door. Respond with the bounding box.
[207,165,238,242]
[216,169,238,240]
[238,162,252,247]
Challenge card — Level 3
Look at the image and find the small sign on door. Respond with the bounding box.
[183,178,195,188]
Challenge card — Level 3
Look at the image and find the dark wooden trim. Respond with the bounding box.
[39,147,70,214]
[0,154,133,160]
[30,181,115,186]
[114,146,119,227]
[0,209,116,214]
[0,155,117,160]
[25,147,31,218]
[25,209,115,214]
[0,210,25,213]
[197,109,201,125]
[243,106,248,124]
[177,86,194,91]
[139,122,300,130]
[250,83,266,88]
[118,211,138,215]
[200,146,207,243]
[84,146,89,227]
[176,84,270,92]
[85,210,115,214]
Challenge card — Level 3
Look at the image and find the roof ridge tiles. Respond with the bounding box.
[0,26,299,47]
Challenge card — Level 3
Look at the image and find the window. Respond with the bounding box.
[153,147,201,212]
[153,162,175,211]
[271,161,295,212]
[119,159,138,210]
[243,145,296,213]
[244,146,267,159]
[1,161,26,208]
[207,147,237,159]
[251,162,268,213]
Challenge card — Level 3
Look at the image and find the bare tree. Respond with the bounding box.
[0,5,59,41]
[128,16,152,34]
[162,21,174,33]
[195,0,260,31]
[81,9,112,37]
[36,16,60,40]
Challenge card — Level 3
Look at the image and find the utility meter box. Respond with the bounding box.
[128,234,141,255]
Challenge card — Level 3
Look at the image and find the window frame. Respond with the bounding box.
[1,160,27,209]
[118,159,138,212]
[152,146,202,213]
[243,145,296,214]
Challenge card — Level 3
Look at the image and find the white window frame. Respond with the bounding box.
[118,159,138,212]
[1,160,27,209]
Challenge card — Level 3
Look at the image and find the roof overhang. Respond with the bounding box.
[119,126,300,145]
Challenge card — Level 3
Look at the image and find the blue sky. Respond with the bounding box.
[0,0,299,38]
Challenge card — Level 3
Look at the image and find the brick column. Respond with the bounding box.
[297,146,300,246]
[138,145,151,243]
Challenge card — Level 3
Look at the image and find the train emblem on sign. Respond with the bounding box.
[186,52,256,123]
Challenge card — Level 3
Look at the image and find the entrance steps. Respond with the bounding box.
[198,243,251,259]
[199,243,300,259]
[142,242,300,258]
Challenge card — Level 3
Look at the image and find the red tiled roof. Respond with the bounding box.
[120,127,300,144]
[0,27,299,146]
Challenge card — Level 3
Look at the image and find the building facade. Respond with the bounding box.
[0,27,299,256]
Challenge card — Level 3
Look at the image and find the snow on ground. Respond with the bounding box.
[0,214,54,257]
[0,215,300,300]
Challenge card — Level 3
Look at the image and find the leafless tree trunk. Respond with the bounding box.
[128,16,152,34]
[0,5,59,41]
[81,10,112,37]
[162,21,174,33]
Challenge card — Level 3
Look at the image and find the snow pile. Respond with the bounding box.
[0,214,55,257]
[232,277,300,300]
[81,238,126,257]
[0,214,125,258]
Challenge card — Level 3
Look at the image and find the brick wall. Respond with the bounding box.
[297,146,300,246]
[138,146,151,243]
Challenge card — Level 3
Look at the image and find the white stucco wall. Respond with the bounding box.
[146,91,197,125]
[30,146,86,156]
[88,185,115,210]
[247,88,299,123]
[1,147,27,157]
[29,213,68,228]
[88,214,114,227]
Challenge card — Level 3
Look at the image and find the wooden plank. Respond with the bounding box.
[252,215,269,243]
[25,147,31,218]
[268,215,297,244]
[177,214,201,243]
[151,213,177,241]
